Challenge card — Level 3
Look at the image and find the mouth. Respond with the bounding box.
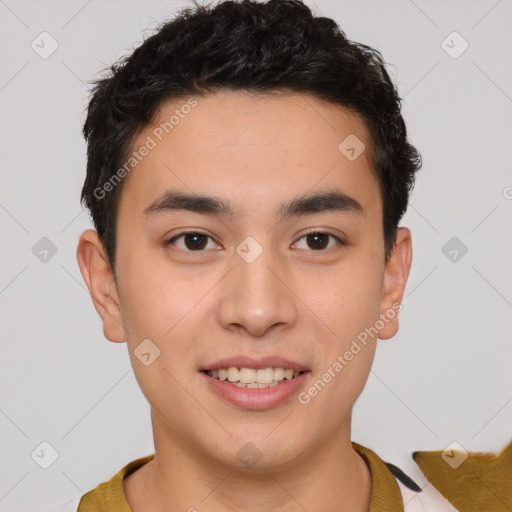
[201,367,308,389]
[198,356,311,409]
[200,367,311,410]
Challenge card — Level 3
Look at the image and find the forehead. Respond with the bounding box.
[117,90,380,219]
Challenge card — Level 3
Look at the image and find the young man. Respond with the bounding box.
[69,0,510,511]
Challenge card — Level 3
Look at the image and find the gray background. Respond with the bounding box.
[1,0,511,510]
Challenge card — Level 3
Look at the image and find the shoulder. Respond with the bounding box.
[370,451,459,511]
[393,470,459,511]
[355,440,511,512]
[378,440,511,512]
[49,454,155,512]
[410,440,512,512]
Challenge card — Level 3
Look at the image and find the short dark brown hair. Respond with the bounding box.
[80,0,421,277]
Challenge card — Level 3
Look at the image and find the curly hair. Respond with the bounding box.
[80,0,421,277]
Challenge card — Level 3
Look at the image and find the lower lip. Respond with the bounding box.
[200,371,310,410]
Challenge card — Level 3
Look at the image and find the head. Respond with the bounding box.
[77,0,420,470]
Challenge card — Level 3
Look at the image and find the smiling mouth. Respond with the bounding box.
[201,367,308,389]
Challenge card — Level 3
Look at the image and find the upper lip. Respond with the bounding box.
[199,355,310,372]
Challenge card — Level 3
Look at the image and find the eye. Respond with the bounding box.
[165,231,221,251]
[165,230,344,253]
[293,231,344,251]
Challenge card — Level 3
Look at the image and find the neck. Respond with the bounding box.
[125,412,372,512]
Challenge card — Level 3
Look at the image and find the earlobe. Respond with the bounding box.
[377,227,413,340]
[76,229,127,343]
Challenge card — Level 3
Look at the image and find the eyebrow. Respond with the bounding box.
[143,188,364,220]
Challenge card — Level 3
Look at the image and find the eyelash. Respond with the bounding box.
[165,230,344,253]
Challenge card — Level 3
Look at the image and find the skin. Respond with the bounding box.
[76,90,412,512]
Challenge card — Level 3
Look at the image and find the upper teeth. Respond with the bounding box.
[206,367,302,384]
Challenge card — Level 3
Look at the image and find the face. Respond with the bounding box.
[77,90,412,471]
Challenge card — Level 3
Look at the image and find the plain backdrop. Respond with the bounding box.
[1,0,511,510]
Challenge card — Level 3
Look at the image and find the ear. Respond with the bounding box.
[76,229,126,343]
[377,227,413,340]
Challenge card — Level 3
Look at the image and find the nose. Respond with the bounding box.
[217,244,298,338]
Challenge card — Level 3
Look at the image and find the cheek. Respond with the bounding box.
[116,246,184,335]
[303,257,382,396]
[120,270,200,419]
[118,253,210,379]
[308,259,382,337]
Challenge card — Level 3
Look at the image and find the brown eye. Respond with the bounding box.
[306,233,329,250]
[183,233,208,250]
[294,232,343,251]
[166,232,219,251]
